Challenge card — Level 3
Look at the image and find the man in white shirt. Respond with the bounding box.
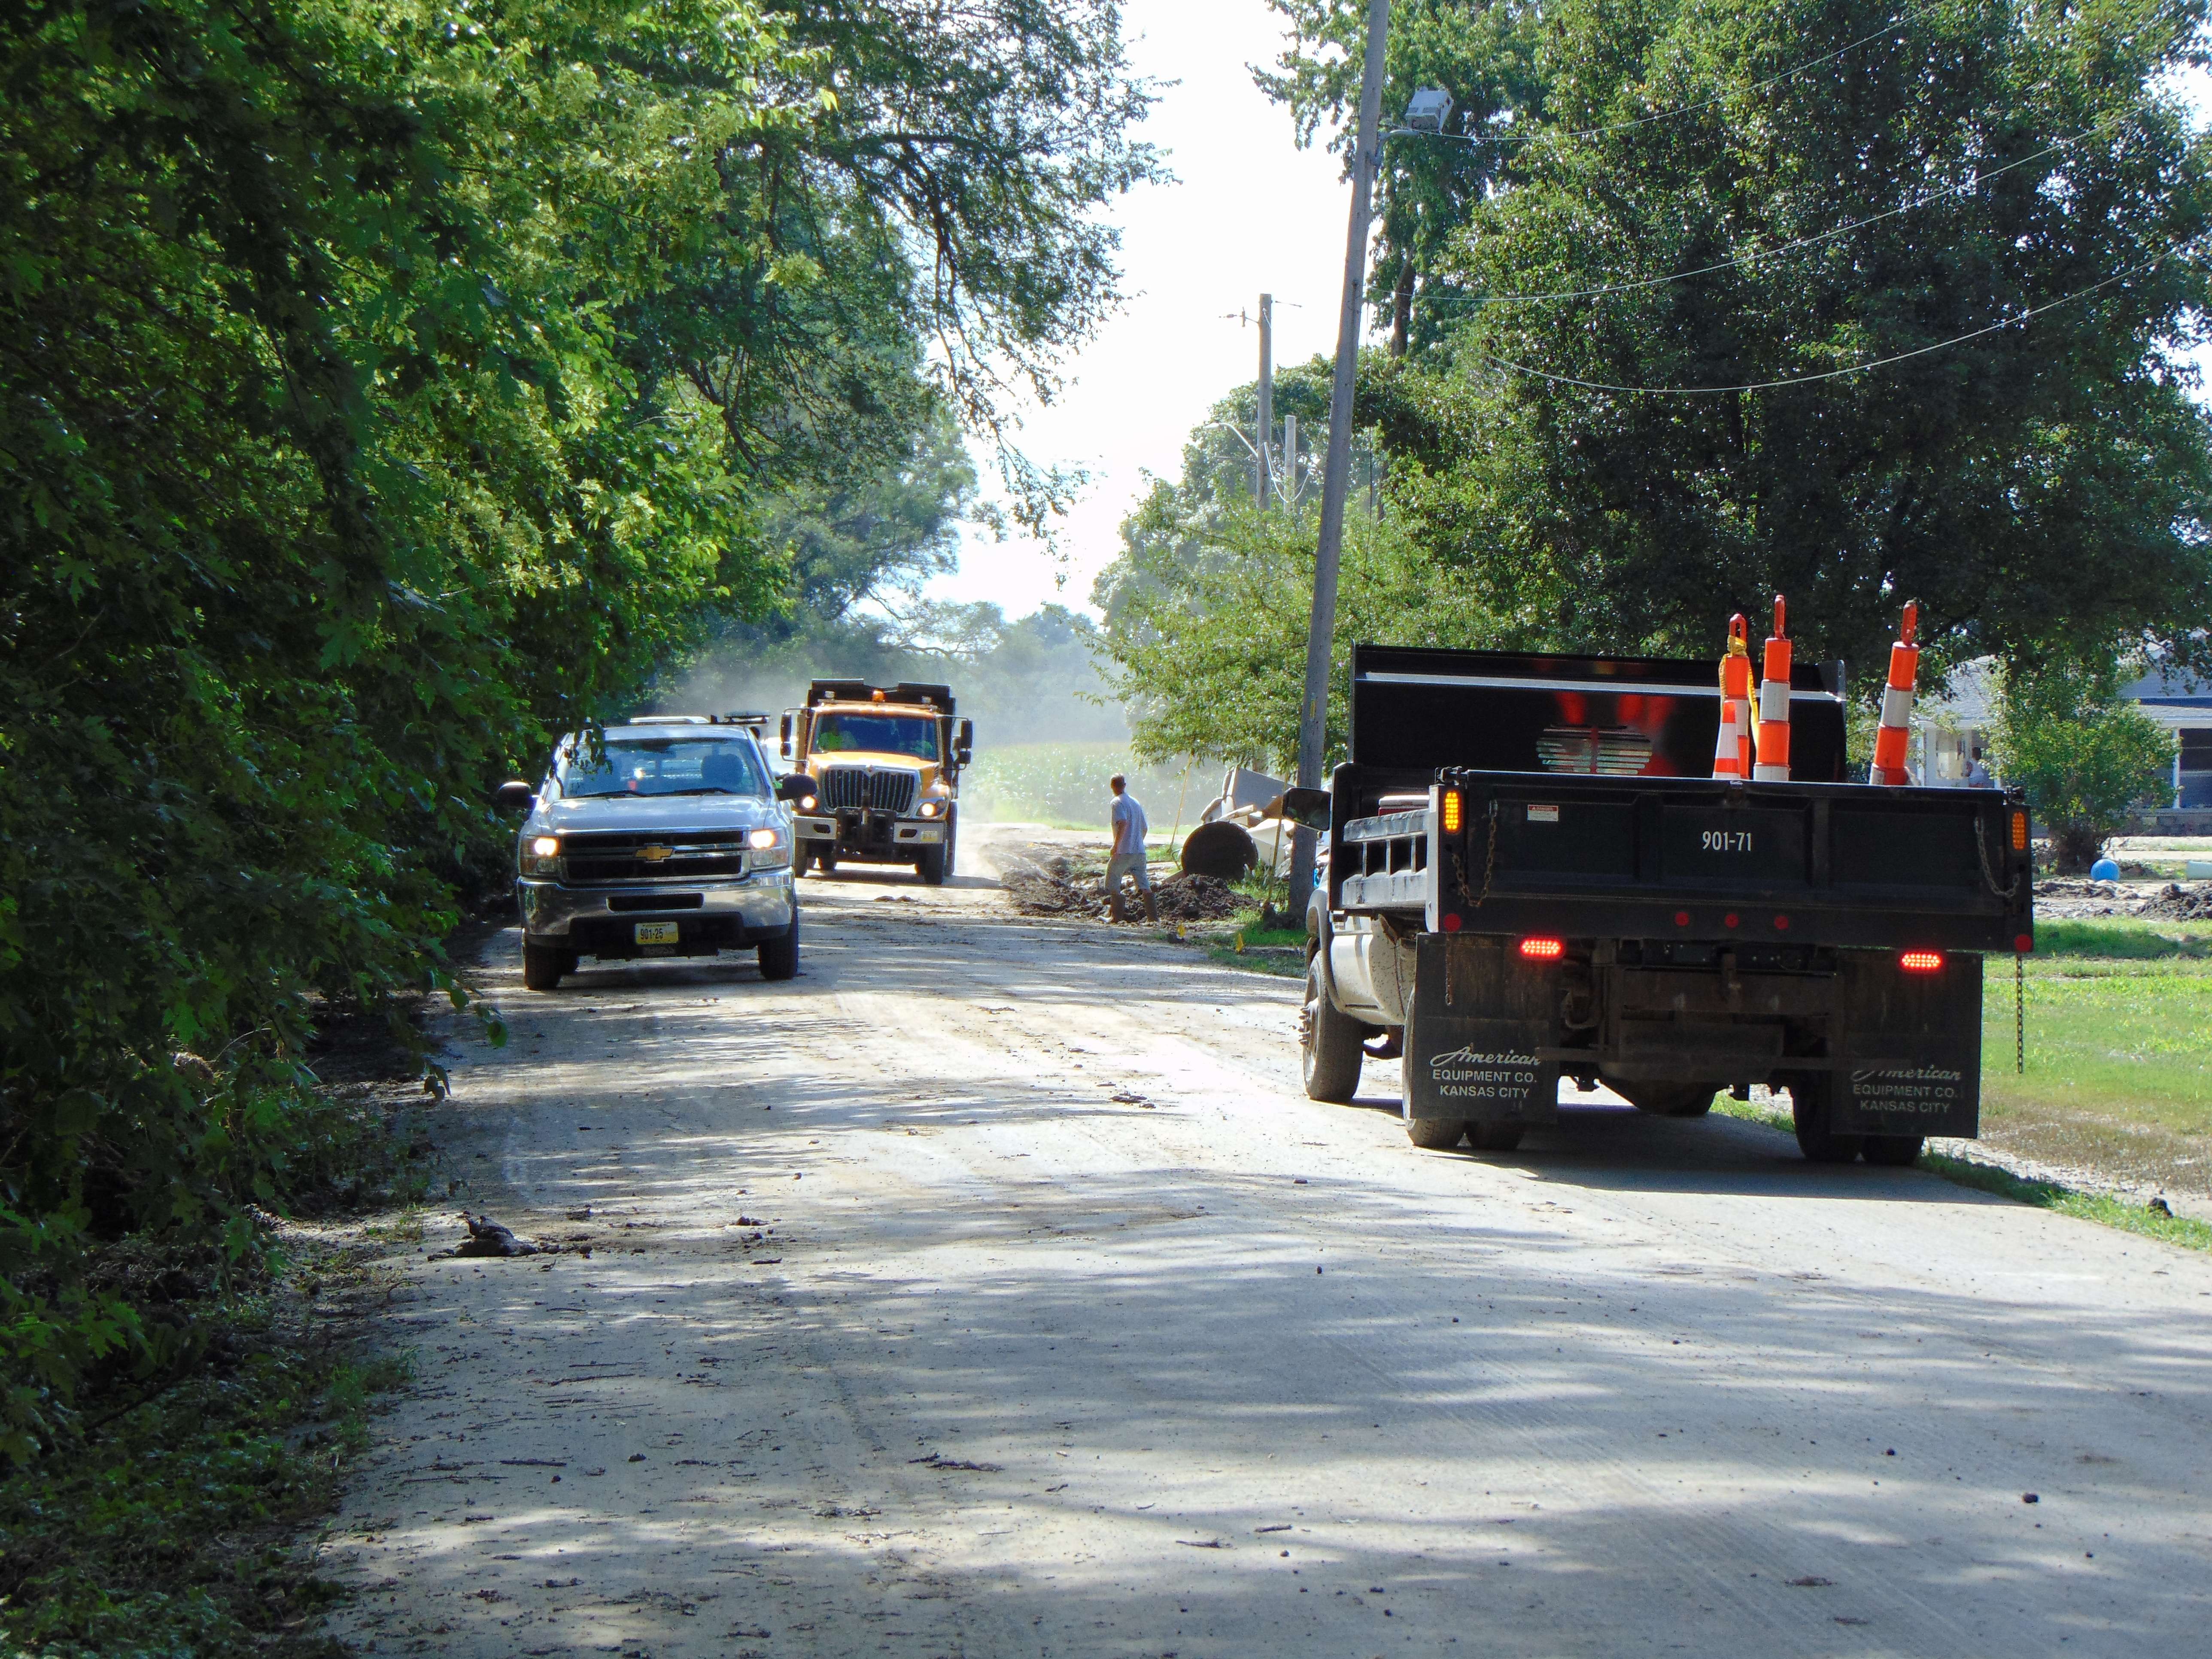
[1106,774,1157,923]
[1966,749,1994,788]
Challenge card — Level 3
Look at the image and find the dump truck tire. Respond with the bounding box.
[1181,819,1257,881]
[1465,1122,1526,1153]
[1788,1074,1863,1164]
[1862,1134,1925,1167]
[1617,1081,1718,1118]
[1404,1116,1466,1150]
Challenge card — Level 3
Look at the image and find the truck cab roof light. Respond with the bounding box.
[1519,937,1565,960]
[1899,950,1944,972]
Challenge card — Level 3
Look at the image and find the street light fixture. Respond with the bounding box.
[1395,87,1454,137]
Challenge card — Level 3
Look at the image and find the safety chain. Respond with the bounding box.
[1451,798,1500,910]
[1976,814,2023,902]
[2016,951,2026,1075]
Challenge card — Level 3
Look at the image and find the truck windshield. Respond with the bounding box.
[558,736,770,799]
[811,713,939,760]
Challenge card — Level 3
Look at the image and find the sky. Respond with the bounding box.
[918,0,1354,621]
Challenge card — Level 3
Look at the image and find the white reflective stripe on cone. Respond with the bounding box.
[1880,683,1914,726]
[1753,764,1789,781]
[1759,680,1791,724]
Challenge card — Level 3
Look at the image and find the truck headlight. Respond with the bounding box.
[530,836,559,857]
[747,826,791,870]
[799,795,817,811]
[918,800,939,818]
[526,835,560,875]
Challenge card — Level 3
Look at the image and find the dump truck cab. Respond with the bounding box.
[781,681,972,884]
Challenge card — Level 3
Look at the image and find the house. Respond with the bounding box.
[2118,665,2212,810]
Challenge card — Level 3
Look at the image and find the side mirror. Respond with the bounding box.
[955,747,973,767]
[777,772,818,805]
[778,711,794,758]
[495,780,535,813]
[955,717,973,749]
[1279,786,1331,831]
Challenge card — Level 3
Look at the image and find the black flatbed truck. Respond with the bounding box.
[1300,644,2035,1164]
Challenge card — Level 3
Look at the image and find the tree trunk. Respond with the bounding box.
[2053,823,2106,873]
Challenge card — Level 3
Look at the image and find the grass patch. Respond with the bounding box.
[1920,1153,2212,1251]
[1981,955,2212,1143]
[1714,1094,1793,1133]
[2033,917,2212,959]
[0,1291,407,1659]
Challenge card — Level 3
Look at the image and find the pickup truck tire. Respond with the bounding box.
[757,916,800,981]
[1404,1115,1466,1151]
[522,941,569,991]
[1787,1075,1864,1164]
[1862,1135,1925,1167]
[1300,958,1364,1103]
[1617,1081,1718,1118]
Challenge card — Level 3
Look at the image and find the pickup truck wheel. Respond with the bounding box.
[1788,1075,1864,1164]
[757,917,800,981]
[1465,1122,1526,1153]
[1617,1081,1718,1118]
[1862,1135,1925,1167]
[1300,958,1364,1103]
[521,941,568,991]
[1405,1116,1467,1151]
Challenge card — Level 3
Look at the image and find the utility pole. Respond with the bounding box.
[1255,293,1274,507]
[1287,0,1389,903]
[1283,413,1299,507]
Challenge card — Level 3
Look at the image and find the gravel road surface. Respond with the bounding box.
[323,826,2212,1657]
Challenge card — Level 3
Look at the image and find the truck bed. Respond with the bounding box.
[1328,766,2032,955]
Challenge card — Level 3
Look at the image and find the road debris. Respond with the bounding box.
[441,1214,541,1258]
[1000,855,1239,921]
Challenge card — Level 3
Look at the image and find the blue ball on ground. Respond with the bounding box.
[2090,857,2120,882]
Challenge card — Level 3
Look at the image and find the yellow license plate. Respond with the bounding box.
[633,921,680,945]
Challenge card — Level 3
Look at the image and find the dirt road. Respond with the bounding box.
[323,826,2212,1656]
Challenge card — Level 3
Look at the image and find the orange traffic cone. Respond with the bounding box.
[1871,600,1920,787]
[1712,614,1753,779]
[1752,596,1791,782]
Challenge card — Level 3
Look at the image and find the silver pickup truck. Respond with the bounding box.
[494,716,812,991]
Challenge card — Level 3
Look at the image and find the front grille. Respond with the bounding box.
[818,766,919,816]
[1537,725,1653,776]
[558,830,748,885]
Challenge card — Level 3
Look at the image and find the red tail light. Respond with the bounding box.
[1519,937,1565,960]
[1899,951,1944,973]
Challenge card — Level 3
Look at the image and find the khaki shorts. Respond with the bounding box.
[1105,850,1152,891]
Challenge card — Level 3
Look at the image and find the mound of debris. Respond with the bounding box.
[2142,882,2212,921]
[2033,878,2212,920]
[999,856,1242,922]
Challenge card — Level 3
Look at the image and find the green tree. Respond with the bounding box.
[1383,0,2212,680]
[1993,657,2178,871]
[0,0,1155,1460]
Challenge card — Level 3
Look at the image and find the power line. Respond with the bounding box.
[1457,113,2137,307]
[1464,242,2194,396]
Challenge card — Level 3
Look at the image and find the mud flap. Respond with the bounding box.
[1831,951,1982,1137]
[1403,935,1561,1127]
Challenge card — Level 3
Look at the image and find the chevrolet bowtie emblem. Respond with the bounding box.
[638,844,675,863]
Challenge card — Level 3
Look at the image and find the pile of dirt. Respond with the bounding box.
[2141,883,2212,921]
[999,857,1241,922]
[2033,878,2212,919]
